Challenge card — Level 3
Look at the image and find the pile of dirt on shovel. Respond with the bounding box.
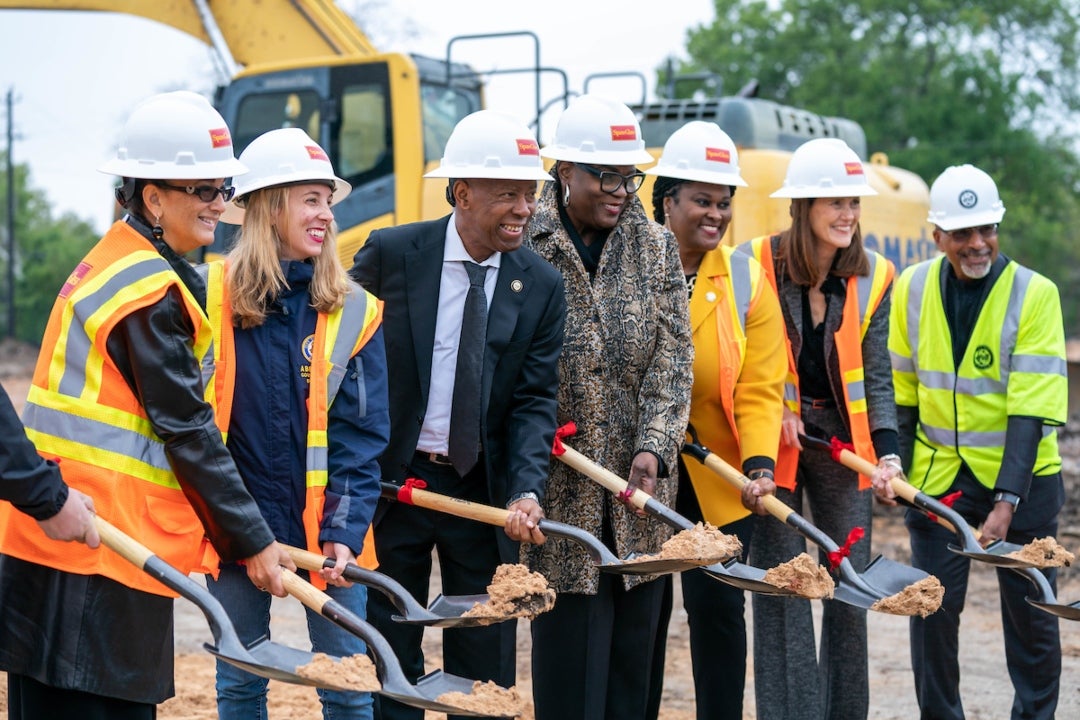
[625,522,742,565]
[762,552,835,599]
[436,680,524,717]
[870,576,945,617]
[295,652,380,691]
[462,563,556,623]
[1005,536,1076,567]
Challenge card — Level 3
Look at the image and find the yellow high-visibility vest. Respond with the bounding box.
[889,256,1066,494]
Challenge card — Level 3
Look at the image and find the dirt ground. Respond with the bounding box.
[1,338,1078,718]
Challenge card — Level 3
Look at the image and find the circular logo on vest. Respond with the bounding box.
[973,344,994,369]
[958,189,978,209]
[302,334,315,362]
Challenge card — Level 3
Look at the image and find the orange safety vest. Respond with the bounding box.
[741,235,894,490]
[202,260,383,583]
[0,221,218,596]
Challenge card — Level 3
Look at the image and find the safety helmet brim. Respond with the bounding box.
[770,181,878,199]
[98,156,248,181]
[423,165,552,181]
[220,175,352,225]
[644,164,748,187]
[539,145,657,166]
[930,207,1005,232]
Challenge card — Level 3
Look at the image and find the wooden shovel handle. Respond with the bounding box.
[696,452,795,523]
[285,545,332,574]
[556,443,650,511]
[396,485,511,526]
[280,567,331,613]
[93,515,153,568]
[830,447,963,536]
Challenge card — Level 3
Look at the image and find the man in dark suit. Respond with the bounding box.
[349,110,565,720]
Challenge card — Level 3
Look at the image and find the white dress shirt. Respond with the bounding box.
[415,214,500,454]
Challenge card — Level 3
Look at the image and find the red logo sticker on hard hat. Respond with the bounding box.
[59,262,92,299]
[516,139,540,156]
[705,147,731,163]
[209,128,232,149]
[610,125,637,141]
[305,145,330,162]
[844,162,864,176]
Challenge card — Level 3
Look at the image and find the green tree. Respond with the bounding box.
[1,153,98,345]
[676,0,1080,332]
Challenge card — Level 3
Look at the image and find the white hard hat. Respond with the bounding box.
[770,137,877,199]
[645,121,747,187]
[927,164,1005,231]
[540,94,655,165]
[221,128,350,224]
[99,91,247,180]
[424,110,551,181]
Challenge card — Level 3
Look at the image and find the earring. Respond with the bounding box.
[562,183,571,207]
[152,214,164,241]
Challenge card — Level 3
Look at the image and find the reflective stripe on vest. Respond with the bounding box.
[0,221,215,597]
[739,235,893,490]
[204,262,382,577]
[892,257,1065,493]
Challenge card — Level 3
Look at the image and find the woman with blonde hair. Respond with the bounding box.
[203,127,389,720]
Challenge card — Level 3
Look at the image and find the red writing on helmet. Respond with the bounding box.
[59,262,92,299]
[610,125,637,141]
[844,162,864,176]
[209,128,232,149]
[306,145,330,162]
[705,147,731,163]
[516,139,540,156]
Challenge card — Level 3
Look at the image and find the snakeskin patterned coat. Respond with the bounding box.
[521,181,693,594]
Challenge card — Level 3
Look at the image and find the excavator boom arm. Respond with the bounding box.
[0,0,377,65]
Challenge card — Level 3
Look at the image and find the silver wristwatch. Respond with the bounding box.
[992,490,1021,510]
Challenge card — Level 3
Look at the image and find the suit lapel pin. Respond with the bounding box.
[511,279,524,293]
[705,291,717,303]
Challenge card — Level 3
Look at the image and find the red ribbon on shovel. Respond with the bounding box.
[398,477,428,504]
[827,526,865,570]
[829,436,856,462]
[551,421,577,456]
[926,490,963,524]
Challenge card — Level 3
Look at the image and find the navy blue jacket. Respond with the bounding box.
[228,261,389,554]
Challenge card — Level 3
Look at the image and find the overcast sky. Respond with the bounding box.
[0,1,714,233]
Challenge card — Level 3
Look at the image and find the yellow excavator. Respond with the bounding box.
[0,0,936,269]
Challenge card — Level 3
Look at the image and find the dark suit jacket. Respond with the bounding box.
[350,215,566,530]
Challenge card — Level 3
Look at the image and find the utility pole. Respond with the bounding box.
[5,88,14,339]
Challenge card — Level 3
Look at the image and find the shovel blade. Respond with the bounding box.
[1025,597,1080,622]
[392,593,493,628]
[858,554,930,596]
[205,639,354,689]
[380,668,515,716]
[700,560,802,596]
[948,540,1038,568]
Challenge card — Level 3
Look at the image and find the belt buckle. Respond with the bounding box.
[805,397,831,410]
[425,452,453,466]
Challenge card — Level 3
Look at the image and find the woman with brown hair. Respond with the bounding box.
[738,137,902,720]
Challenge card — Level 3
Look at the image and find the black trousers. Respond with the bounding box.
[368,456,515,720]
[906,472,1062,720]
[647,464,757,720]
[7,674,156,720]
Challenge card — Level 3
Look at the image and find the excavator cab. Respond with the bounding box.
[204,53,482,263]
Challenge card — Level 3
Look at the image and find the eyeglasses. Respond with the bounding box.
[576,164,646,195]
[156,183,236,203]
[946,224,998,241]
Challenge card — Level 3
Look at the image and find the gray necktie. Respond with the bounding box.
[448,261,487,476]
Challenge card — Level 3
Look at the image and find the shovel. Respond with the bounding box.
[550,438,800,597]
[799,433,1036,569]
[92,516,357,692]
[679,435,932,612]
[799,433,1080,621]
[284,545,513,628]
[280,568,520,716]
[380,481,701,575]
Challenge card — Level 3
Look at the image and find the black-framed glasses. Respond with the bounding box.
[156,183,236,203]
[946,224,998,242]
[576,164,646,195]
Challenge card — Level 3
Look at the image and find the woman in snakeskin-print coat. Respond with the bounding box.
[522,95,693,720]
